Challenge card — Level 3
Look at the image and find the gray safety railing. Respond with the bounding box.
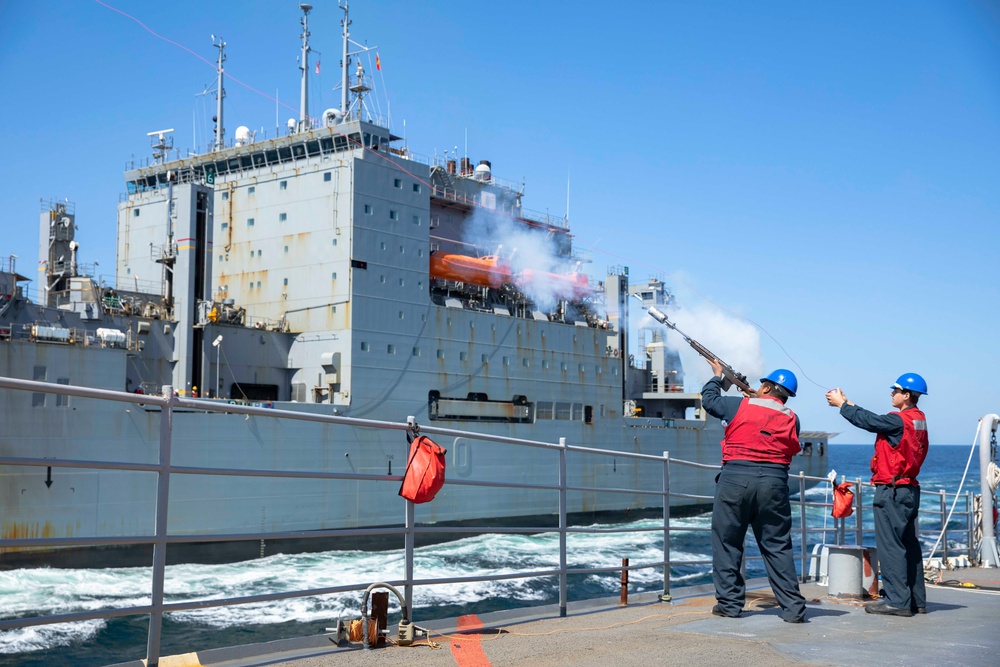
[0,377,974,665]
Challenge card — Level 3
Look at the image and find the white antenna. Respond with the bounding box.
[298,4,313,132]
[147,128,175,164]
[212,35,227,151]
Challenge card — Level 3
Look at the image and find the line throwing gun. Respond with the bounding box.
[632,295,755,395]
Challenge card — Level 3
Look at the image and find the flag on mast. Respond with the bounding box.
[376,53,381,71]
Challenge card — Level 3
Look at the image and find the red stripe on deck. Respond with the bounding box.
[449,614,492,667]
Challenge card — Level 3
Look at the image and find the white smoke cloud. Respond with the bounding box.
[461,208,585,311]
[668,302,764,392]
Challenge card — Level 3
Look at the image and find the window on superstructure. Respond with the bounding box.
[522,358,529,367]
[398,311,404,319]
[257,249,262,257]
[572,403,584,420]
[283,278,288,286]
[394,178,402,188]
[361,342,369,351]
[481,354,489,364]
[380,275,386,283]
[542,360,550,369]
[460,352,467,362]
[56,378,69,407]
[387,344,396,354]
[413,183,421,193]
[133,209,140,217]
[412,347,420,357]
[256,281,261,288]
[364,204,373,215]
[380,242,386,250]
[279,212,287,222]
[502,356,510,366]
[324,172,332,182]
[436,349,444,359]
[331,272,337,280]
[248,218,255,227]
[221,222,228,231]
[579,364,585,373]
[284,246,289,254]
[332,239,338,246]
[555,402,571,420]
[222,192,229,200]
[560,362,568,371]
[399,245,405,254]
[536,402,553,420]
[398,278,405,286]
[389,210,398,221]
[595,366,602,374]
[412,215,421,226]
[248,186,255,195]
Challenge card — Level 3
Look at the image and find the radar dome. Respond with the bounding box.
[235,126,252,146]
[323,108,343,126]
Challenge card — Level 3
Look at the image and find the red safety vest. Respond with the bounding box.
[870,408,928,486]
[721,396,800,464]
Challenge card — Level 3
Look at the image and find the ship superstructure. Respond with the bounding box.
[0,4,829,567]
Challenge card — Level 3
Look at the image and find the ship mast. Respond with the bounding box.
[299,3,313,132]
[340,1,351,120]
[212,36,226,151]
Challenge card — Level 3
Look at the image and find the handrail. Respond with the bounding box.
[0,376,976,665]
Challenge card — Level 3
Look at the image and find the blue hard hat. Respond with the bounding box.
[760,369,797,397]
[891,373,928,396]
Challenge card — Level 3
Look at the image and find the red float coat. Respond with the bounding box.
[721,396,800,465]
[870,408,928,486]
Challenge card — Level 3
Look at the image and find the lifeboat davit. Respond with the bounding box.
[429,252,512,288]
[515,270,591,301]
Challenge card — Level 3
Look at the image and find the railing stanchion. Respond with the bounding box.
[798,472,807,582]
[146,385,174,667]
[940,489,948,563]
[854,478,863,546]
[967,490,974,563]
[558,437,568,618]
[660,451,672,601]
[405,498,415,615]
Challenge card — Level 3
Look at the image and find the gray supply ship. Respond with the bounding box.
[0,4,829,568]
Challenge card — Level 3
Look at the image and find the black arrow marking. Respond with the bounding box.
[45,466,53,488]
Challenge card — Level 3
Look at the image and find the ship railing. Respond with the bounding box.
[0,376,979,666]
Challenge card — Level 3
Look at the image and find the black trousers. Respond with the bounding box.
[711,461,806,621]
[873,485,927,610]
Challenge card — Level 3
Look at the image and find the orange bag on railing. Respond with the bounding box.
[832,481,855,519]
[398,435,447,504]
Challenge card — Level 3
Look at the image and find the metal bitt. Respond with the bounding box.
[978,414,1000,567]
[620,558,629,606]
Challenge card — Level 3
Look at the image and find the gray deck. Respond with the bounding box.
[116,567,1000,667]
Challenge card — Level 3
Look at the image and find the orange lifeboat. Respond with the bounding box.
[515,270,591,300]
[429,252,512,288]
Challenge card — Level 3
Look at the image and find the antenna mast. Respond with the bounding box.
[340,1,351,119]
[298,4,313,132]
[212,36,226,151]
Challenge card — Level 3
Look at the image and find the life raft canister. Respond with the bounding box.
[398,435,447,504]
[832,481,855,519]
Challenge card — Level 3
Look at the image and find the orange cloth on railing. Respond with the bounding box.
[832,481,855,519]
[398,435,447,504]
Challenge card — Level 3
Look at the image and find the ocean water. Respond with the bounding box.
[0,443,986,666]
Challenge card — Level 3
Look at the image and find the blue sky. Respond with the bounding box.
[1,1,998,444]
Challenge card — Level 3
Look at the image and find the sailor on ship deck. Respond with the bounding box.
[701,360,807,623]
